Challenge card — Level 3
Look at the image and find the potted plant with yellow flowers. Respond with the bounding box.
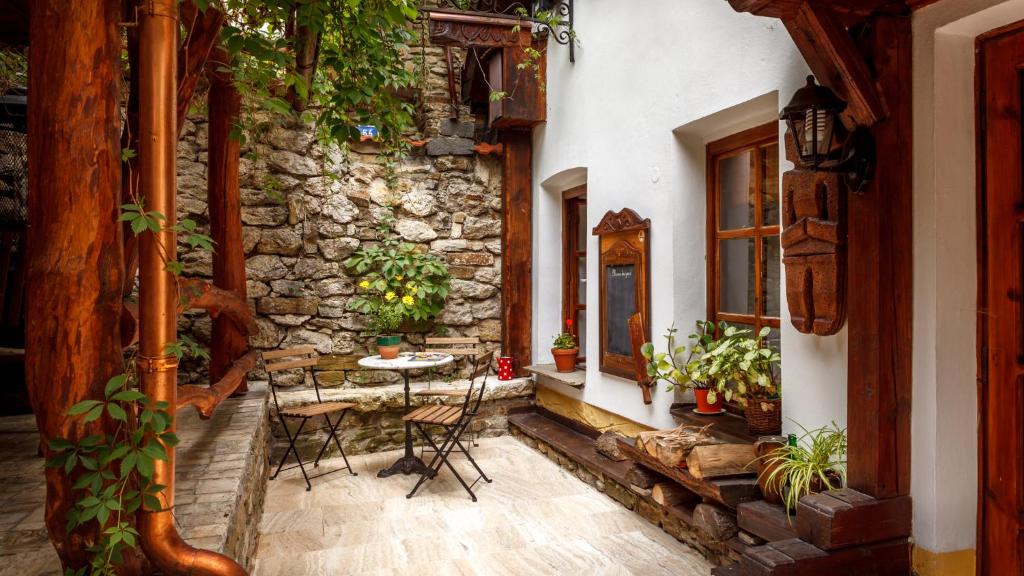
[345,216,451,359]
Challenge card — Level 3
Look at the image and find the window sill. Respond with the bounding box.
[525,364,586,390]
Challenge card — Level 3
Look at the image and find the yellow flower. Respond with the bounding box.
[402,295,415,306]
[384,291,396,302]
[395,275,404,281]
[405,281,416,290]
[359,280,370,289]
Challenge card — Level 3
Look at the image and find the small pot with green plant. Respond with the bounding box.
[552,319,579,372]
[757,422,847,516]
[346,214,451,360]
[641,324,718,413]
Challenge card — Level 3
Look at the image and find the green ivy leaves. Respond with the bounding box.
[47,373,180,574]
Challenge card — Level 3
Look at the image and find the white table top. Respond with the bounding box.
[358,353,454,371]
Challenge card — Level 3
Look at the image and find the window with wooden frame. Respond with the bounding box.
[707,122,781,345]
[562,185,587,362]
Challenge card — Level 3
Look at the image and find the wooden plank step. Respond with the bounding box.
[508,412,634,486]
[738,537,911,575]
[712,563,754,576]
[737,500,798,543]
[616,436,759,510]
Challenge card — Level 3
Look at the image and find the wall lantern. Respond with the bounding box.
[781,75,875,193]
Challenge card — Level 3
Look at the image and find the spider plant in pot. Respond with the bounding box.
[641,322,724,414]
[551,319,579,372]
[758,422,847,517]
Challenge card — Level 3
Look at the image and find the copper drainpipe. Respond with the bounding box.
[136,0,245,574]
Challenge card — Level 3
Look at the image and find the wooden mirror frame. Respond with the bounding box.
[593,208,651,379]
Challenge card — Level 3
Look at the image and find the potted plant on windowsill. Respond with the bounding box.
[345,213,451,360]
[642,322,724,414]
[717,324,782,435]
[552,322,579,372]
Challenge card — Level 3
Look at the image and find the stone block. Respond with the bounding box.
[426,137,475,156]
[438,118,476,138]
[447,252,494,266]
[462,217,501,240]
[448,265,476,280]
[266,149,319,176]
[451,279,497,300]
[316,354,363,371]
[257,297,320,316]
[395,219,438,242]
[256,229,303,256]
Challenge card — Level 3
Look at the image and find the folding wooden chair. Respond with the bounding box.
[414,337,484,454]
[264,346,358,491]
[405,351,494,502]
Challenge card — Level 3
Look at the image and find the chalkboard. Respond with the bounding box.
[606,264,637,356]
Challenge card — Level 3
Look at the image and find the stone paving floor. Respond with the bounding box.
[254,436,714,576]
[0,384,269,576]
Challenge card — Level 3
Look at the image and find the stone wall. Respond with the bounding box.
[174,43,504,386]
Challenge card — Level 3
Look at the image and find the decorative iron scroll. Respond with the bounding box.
[431,0,576,62]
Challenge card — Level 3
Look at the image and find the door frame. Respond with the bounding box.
[976,18,1024,575]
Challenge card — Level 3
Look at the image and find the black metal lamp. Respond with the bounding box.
[781,75,875,193]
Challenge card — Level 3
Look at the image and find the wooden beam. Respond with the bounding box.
[25,0,131,568]
[845,13,912,499]
[726,0,803,18]
[206,46,250,391]
[501,129,532,375]
[783,0,887,128]
[177,350,259,417]
[796,488,912,550]
[427,10,523,48]
[176,1,223,136]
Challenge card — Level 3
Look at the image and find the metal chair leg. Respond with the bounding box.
[272,416,312,491]
[453,436,491,483]
[321,410,357,476]
[407,423,457,499]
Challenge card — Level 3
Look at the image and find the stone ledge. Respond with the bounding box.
[525,364,585,389]
[272,376,535,413]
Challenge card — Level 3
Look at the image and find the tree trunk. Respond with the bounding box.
[206,47,249,390]
[26,0,125,567]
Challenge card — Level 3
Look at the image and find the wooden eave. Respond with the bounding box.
[426,9,526,48]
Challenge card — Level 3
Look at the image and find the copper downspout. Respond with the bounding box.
[136,0,245,573]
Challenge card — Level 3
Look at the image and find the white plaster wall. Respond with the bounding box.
[911,0,1024,555]
[531,0,847,432]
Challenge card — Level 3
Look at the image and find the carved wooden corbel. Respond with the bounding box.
[781,132,847,335]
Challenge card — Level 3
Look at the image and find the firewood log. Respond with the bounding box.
[651,482,698,507]
[686,443,758,479]
[636,423,716,468]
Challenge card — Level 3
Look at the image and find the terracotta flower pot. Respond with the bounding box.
[694,387,723,414]
[552,347,579,372]
[754,436,787,505]
[745,398,782,435]
[377,334,401,360]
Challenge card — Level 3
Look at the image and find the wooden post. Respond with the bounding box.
[206,47,249,391]
[25,0,126,567]
[846,13,913,499]
[501,129,532,374]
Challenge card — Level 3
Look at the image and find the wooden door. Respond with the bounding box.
[979,22,1024,576]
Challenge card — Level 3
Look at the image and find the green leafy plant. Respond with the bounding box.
[758,422,847,517]
[552,331,576,350]
[48,373,180,576]
[345,215,450,335]
[643,320,780,405]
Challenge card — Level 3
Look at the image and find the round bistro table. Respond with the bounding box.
[358,353,454,478]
